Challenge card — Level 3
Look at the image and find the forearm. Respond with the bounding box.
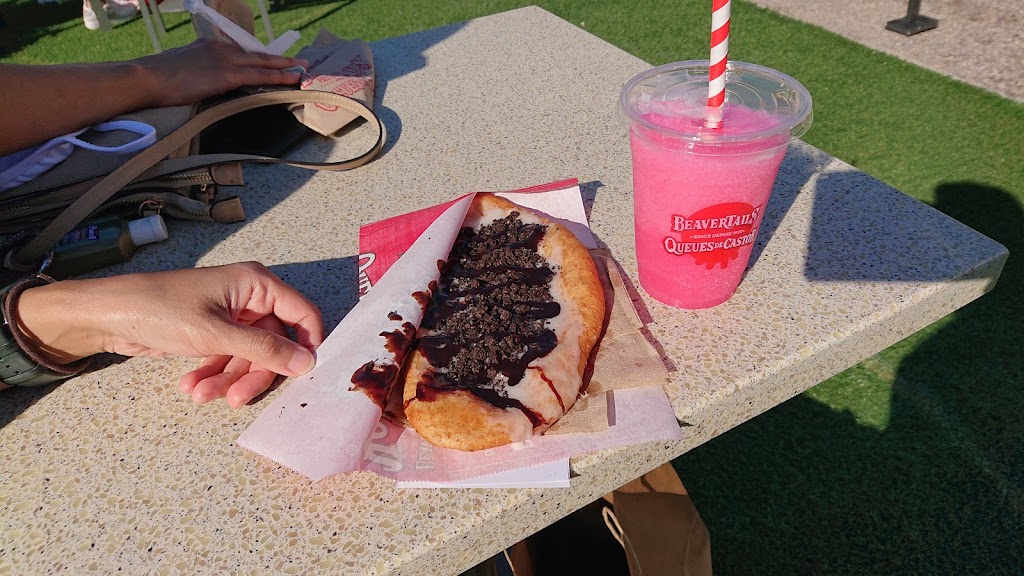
[0,61,160,156]
[13,279,103,365]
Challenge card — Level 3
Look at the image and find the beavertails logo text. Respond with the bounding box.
[663,202,762,269]
[357,252,376,297]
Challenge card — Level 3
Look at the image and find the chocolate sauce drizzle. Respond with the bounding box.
[350,361,396,409]
[412,212,562,426]
[416,371,546,428]
[411,280,437,315]
[350,322,416,409]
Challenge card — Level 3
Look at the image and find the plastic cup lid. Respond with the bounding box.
[619,60,813,146]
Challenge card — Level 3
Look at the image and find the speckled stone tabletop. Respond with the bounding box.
[0,7,1008,576]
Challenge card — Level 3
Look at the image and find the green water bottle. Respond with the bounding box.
[47,215,169,279]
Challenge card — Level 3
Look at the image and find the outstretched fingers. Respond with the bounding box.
[180,314,303,408]
[180,355,231,395]
[189,356,253,404]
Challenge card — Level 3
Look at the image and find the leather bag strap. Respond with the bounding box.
[12,90,383,267]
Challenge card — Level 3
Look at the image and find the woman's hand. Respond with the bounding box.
[137,39,308,108]
[16,262,324,408]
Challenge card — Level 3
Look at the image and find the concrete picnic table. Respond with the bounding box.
[0,7,1006,575]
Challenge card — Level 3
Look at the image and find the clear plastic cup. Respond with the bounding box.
[620,60,812,309]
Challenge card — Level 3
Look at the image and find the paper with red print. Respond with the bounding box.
[238,180,683,483]
[293,29,375,136]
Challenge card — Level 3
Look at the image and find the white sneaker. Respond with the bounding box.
[104,0,138,19]
[82,2,101,29]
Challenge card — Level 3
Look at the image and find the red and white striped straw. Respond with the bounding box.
[706,0,731,127]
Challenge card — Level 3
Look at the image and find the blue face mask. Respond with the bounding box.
[0,120,157,193]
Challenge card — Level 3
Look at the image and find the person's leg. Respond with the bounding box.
[82,0,100,30]
[82,0,133,29]
[105,0,139,20]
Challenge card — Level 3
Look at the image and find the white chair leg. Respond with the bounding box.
[137,0,163,52]
[138,0,167,35]
[254,0,273,41]
[152,0,167,34]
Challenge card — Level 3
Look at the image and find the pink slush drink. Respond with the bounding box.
[620,61,812,309]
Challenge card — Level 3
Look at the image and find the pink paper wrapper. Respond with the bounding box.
[238,180,683,482]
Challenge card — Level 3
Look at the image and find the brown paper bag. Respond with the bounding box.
[501,464,712,576]
[603,463,713,576]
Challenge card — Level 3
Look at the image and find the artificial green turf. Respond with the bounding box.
[2,0,1022,573]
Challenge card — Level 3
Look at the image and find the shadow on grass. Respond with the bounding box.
[267,0,348,9]
[675,182,1023,574]
[271,0,355,34]
[159,16,193,34]
[0,0,84,58]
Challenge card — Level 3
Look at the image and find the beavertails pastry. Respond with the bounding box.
[401,194,605,451]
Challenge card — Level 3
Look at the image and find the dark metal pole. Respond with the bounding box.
[886,0,938,35]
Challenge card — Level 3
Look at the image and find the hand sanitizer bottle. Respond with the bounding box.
[48,215,169,278]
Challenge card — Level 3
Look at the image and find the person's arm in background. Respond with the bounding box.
[0,262,325,408]
[0,38,307,156]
